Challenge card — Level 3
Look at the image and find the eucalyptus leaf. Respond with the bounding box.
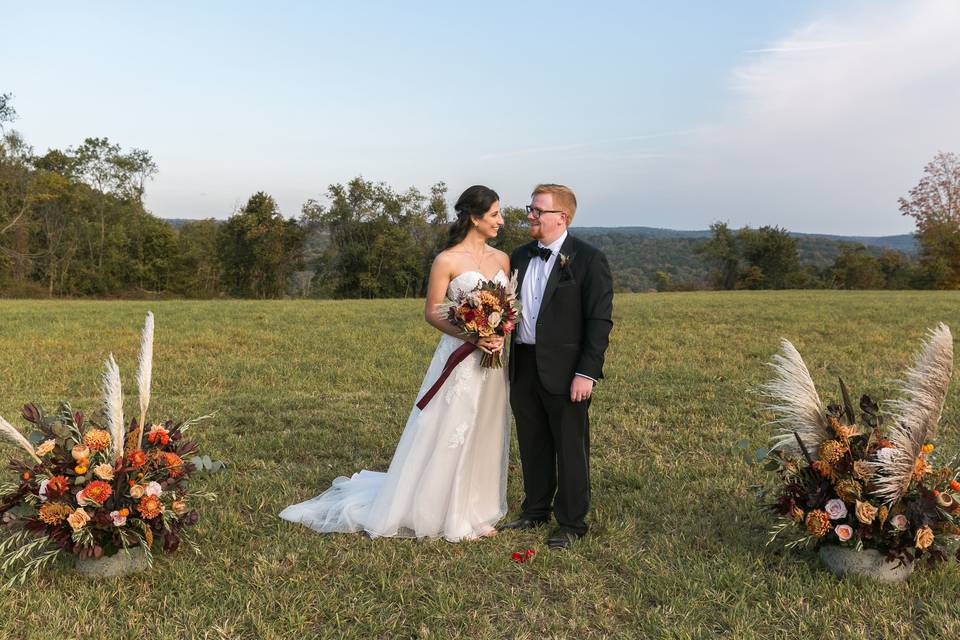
[736,439,750,450]
[755,447,769,463]
[27,431,46,446]
[764,460,780,471]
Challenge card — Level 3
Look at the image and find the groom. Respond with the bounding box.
[501,183,614,549]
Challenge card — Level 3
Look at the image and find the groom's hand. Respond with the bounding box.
[570,375,594,403]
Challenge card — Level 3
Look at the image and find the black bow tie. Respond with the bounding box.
[529,245,552,261]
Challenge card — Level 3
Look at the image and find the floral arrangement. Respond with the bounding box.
[762,324,960,567]
[438,271,521,368]
[0,313,216,585]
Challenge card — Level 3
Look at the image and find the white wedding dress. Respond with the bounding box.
[280,270,510,542]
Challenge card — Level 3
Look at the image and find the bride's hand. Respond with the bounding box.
[475,335,503,354]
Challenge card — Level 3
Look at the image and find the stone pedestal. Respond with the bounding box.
[819,545,913,583]
[75,547,149,578]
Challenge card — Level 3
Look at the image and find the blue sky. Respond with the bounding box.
[3,1,958,234]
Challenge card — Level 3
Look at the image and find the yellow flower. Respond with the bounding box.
[915,525,934,550]
[38,502,73,525]
[35,439,56,457]
[855,500,878,525]
[834,479,862,502]
[93,463,115,481]
[789,506,804,523]
[818,440,847,464]
[922,443,935,455]
[913,456,932,480]
[805,510,831,537]
[878,505,889,528]
[83,429,111,452]
[67,508,90,531]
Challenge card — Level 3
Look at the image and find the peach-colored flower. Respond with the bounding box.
[129,484,145,499]
[805,510,831,537]
[855,500,878,525]
[67,508,90,531]
[890,514,908,530]
[915,525,934,550]
[71,444,90,461]
[835,524,854,542]
[172,500,189,515]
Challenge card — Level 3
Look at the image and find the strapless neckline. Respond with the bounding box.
[450,269,506,284]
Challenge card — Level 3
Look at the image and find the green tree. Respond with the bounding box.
[170,219,223,297]
[696,222,740,289]
[828,245,885,289]
[218,192,305,298]
[738,226,801,289]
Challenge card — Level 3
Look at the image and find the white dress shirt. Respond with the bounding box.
[517,231,566,345]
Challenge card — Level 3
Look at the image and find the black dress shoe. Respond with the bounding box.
[498,516,549,531]
[546,528,583,550]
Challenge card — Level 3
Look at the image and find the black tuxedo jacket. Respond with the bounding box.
[508,234,614,395]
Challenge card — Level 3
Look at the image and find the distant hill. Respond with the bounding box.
[572,227,917,292]
[574,226,917,253]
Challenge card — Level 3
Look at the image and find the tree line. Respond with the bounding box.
[2,93,959,298]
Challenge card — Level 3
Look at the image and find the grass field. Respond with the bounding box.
[1,291,960,639]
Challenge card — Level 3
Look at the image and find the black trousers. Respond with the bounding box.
[510,343,590,535]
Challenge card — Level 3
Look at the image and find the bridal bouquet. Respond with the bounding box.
[0,313,216,585]
[761,324,960,568]
[439,272,521,368]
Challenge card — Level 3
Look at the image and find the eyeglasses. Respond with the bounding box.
[525,205,565,219]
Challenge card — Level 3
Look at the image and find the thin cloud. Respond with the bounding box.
[646,0,960,235]
[743,40,871,54]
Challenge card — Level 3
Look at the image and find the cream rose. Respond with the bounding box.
[71,444,90,461]
[130,484,145,499]
[35,439,56,457]
[93,463,115,481]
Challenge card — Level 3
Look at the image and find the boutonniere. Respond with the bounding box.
[558,253,575,283]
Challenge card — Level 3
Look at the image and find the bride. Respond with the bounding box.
[280,185,511,541]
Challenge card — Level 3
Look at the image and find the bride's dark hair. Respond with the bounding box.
[444,185,499,249]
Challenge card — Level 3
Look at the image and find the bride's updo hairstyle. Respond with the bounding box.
[444,185,499,249]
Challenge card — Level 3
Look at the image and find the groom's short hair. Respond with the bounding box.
[532,184,578,224]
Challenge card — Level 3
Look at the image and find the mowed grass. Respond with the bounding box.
[1,291,960,639]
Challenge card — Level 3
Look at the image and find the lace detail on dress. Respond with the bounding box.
[448,422,470,448]
[445,359,474,404]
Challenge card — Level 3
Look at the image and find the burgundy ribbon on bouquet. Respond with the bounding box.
[415,342,478,410]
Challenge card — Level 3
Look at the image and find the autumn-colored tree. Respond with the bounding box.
[899,151,960,288]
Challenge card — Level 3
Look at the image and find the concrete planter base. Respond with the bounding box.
[74,547,149,578]
[819,545,913,583]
